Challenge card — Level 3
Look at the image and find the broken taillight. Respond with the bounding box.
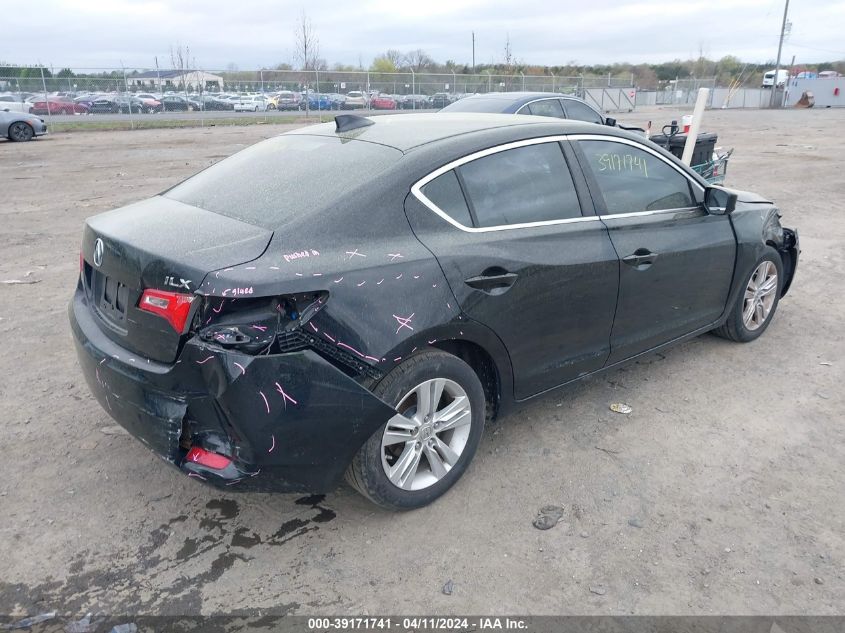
[139,289,195,333]
[185,446,232,470]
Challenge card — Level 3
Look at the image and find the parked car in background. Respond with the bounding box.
[343,91,368,109]
[370,94,397,110]
[328,94,347,110]
[197,95,233,111]
[399,94,431,109]
[29,97,89,115]
[439,92,607,125]
[70,113,799,509]
[275,91,301,110]
[160,95,200,111]
[1,109,48,141]
[0,94,31,113]
[429,93,454,108]
[304,93,333,110]
[234,96,269,112]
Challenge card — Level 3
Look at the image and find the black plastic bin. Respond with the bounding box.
[649,132,718,168]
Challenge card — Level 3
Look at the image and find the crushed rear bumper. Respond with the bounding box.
[69,287,396,492]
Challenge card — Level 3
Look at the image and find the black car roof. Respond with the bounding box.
[287,112,614,153]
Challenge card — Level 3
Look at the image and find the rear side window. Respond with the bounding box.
[420,170,473,227]
[563,100,603,124]
[165,135,402,229]
[578,140,695,214]
[458,142,582,227]
[525,99,565,118]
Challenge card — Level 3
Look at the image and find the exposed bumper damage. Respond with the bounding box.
[70,287,397,493]
[779,227,799,297]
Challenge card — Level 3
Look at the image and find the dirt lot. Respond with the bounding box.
[1,108,843,617]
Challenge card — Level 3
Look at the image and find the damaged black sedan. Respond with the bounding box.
[70,113,799,510]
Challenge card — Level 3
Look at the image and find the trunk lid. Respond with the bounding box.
[81,196,272,363]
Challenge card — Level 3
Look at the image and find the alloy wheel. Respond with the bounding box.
[9,122,33,142]
[742,260,778,330]
[381,378,472,491]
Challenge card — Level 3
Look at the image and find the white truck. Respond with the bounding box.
[762,69,789,88]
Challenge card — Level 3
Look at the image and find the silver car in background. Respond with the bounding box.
[1,109,48,141]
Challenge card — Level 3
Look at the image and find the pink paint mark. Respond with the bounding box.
[413,275,420,279]
[377,279,384,285]
[268,435,276,453]
[269,266,280,270]
[225,479,242,486]
[309,322,319,333]
[296,272,304,277]
[205,316,213,325]
[447,302,451,309]
[212,301,225,313]
[188,472,207,481]
[275,382,298,407]
[357,281,366,287]
[99,358,107,365]
[215,271,220,278]
[336,341,379,363]
[396,273,403,280]
[432,284,437,288]
[233,362,246,376]
[428,339,437,344]
[333,277,344,283]
[323,332,336,343]
[222,289,231,297]
[313,273,323,277]
[224,268,234,272]
[259,391,270,414]
[411,347,418,353]
[393,313,415,334]
[394,357,402,362]
[251,324,268,332]
[245,266,256,270]
[387,253,404,262]
[346,249,366,259]
[196,356,215,365]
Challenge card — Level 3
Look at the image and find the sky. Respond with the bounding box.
[3,0,844,71]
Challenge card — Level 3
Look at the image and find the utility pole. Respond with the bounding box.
[770,0,790,108]
[472,31,475,72]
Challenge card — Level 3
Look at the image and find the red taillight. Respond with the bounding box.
[138,289,195,333]
[185,447,232,470]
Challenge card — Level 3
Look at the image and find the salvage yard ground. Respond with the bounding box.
[0,108,843,616]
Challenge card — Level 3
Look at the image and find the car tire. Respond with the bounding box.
[346,350,486,510]
[713,246,783,343]
[8,122,34,142]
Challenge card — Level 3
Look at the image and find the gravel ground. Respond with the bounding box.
[0,107,843,617]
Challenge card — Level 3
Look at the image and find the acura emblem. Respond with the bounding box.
[93,238,104,267]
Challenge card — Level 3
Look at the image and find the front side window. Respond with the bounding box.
[457,142,581,227]
[578,140,695,215]
[563,100,604,124]
[525,99,565,118]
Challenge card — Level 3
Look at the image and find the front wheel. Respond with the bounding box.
[713,246,783,342]
[8,122,34,142]
[346,350,486,510]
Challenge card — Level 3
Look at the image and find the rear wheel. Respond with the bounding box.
[713,246,783,342]
[346,350,486,510]
[8,122,34,142]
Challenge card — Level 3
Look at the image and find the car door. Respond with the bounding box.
[406,137,619,399]
[573,136,736,365]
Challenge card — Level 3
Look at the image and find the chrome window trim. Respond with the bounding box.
[410,134,705,234]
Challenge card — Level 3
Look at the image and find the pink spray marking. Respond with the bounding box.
[413,275,420,279]
[196,356,215,365]
[396,273,403,279]
[259,391,270,414]
[336,341,380,363]
[275,382,298,407]
[428,339,438,344]
[268,435,276,453]
[394,357,402,362]
[387,253,404,262]
[393,313,415,334]
[233,362,246,376]
[377,279,384,285]
[212,301,225,313]
[226,479,242,486]
[333,277,344,283]
[245,266,256,270]
[346,249,366,259]
[309,322,319,333]
[251,324,268,332]
[295,272,303,277]
[357,281,366,287]
[99,358,107,365]
[323,332,336,343]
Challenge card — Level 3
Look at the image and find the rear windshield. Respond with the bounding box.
[164,135,401,229]
[440,98,512,113]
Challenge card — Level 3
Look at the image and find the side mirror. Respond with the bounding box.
[604,117,617,127]
[704,187,737,214]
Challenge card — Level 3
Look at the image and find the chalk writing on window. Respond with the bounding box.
[597,153,648,178]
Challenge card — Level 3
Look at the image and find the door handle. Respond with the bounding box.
[622,248,659,268]
[465,268,519,295]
